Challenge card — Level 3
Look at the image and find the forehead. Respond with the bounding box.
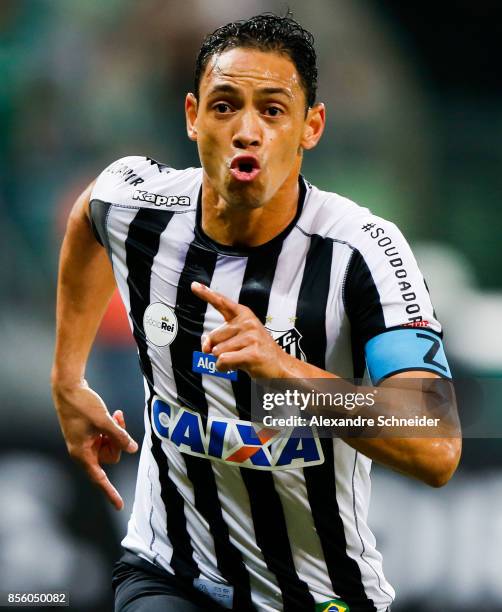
[200,47,303,97]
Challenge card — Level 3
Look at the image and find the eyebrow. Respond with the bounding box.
[259,87,293,99]
[207,83,293,99]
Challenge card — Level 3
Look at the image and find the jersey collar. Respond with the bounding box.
[194,176,307,257]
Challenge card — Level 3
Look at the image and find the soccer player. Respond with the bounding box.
[52,13,461,612]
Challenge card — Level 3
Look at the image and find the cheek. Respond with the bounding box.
[198,131,221,169]
[270,126,302,164]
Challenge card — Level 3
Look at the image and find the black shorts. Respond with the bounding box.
[113,551,393,612]
[112,552,228,611]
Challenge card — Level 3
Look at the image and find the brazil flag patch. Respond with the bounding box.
[315,599,350,612]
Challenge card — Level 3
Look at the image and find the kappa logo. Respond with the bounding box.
[133,189,190,207]
[152,398,324,470]
[268,327,306,361]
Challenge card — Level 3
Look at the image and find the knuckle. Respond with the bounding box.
[116,428,128,443]
[243,331,255,345]
[108,423,126,441]
[228,322,238,335]
[242,316,254,330]
[211,323,229,342]
[210,332,223,346]
[217,354,234,371]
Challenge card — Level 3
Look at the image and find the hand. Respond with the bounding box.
[191,281,291,379]
[52,380,138,510]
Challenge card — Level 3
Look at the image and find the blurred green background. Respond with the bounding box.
[0,1,501,610]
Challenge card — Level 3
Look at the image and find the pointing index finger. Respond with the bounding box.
[80,452,124,510]
[191,282,240,321]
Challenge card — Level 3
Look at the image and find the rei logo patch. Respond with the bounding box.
[143,303,178,346]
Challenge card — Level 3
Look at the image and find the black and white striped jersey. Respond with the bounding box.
[90,156,449,612]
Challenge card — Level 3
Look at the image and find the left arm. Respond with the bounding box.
[342,371,461,488]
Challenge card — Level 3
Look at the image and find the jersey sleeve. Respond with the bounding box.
[342,216,451,384]
[90,155,151,203]
[89,155,163,252]
[88,155,149,248]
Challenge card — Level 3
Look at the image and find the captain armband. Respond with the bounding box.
[365,328,451,385]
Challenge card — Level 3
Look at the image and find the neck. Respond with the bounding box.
[200,170,301,248]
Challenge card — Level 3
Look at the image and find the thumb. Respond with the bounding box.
[100,413,138,453]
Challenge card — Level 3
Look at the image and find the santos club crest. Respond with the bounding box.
[267,327,306,362]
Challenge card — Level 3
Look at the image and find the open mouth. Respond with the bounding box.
[229,155,261,182]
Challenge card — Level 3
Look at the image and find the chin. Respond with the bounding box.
[225,181,265,210]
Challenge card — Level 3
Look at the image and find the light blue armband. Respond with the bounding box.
[365,328,451,385]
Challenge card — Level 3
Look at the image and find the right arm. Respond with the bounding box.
[51,182,138,511]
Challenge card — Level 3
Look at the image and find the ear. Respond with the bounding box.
[185,92,198,142]
[301,103,325,150]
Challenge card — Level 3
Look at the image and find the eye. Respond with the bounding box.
[213,103,232,114]
[264,106,283,117]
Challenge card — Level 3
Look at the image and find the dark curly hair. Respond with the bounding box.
[194,13,318,108]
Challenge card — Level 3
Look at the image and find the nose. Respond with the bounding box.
[232,109,261,150]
